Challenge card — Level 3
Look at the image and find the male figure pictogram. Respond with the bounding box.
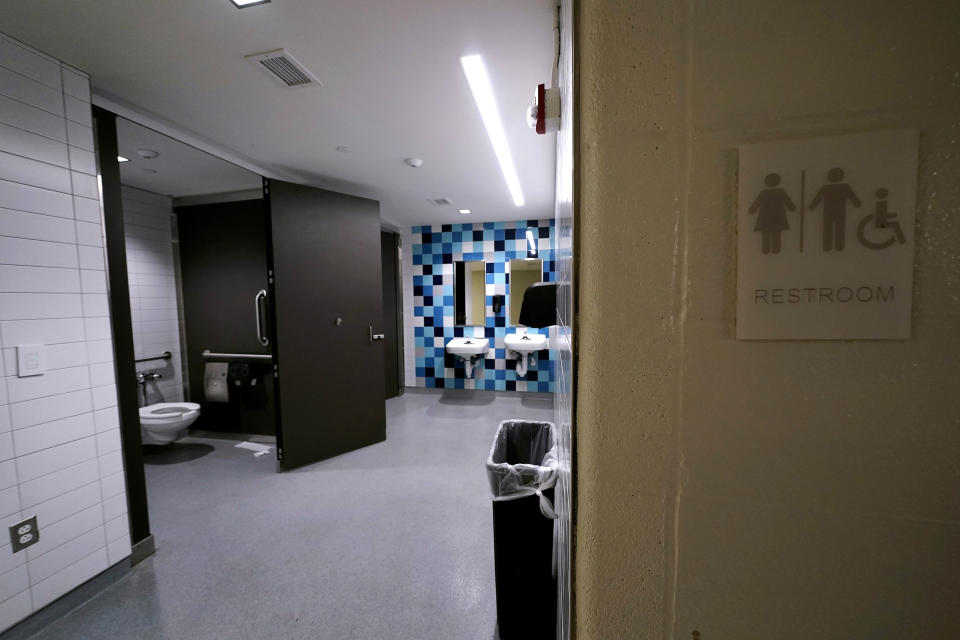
[809,167,861,252]
[747,173,795,254]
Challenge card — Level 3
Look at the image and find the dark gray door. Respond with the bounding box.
[265,179,386,470]
[380,230,401,398]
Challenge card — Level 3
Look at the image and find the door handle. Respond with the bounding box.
[369,326,385,342]
[255,289,270,347]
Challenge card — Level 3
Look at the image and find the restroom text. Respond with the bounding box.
[754,285,895,305]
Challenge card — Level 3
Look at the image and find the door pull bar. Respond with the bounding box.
[255,289,270,347]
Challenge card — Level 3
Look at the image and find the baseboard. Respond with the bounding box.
[403,386,555,399]
[130,534,155,566]
[0,560,129,640]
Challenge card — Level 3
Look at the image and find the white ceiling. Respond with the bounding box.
[117,117,262,197]
[0,0,558,226]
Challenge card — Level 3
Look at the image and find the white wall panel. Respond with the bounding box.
[0,67,63,115]
[0,38,60,89]
[31,547,107,610]
[12,413,96,457]
[122,186,183,404]
[0,151,71,193]
[0,123,68,168]
[0,208,75,243]
[0,95,66,142]
[0,33,129,631]
[0,180,72,218]
[65,121,93,152]
[9,390,92,429]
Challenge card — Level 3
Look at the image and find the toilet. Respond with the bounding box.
[139,402,201,445]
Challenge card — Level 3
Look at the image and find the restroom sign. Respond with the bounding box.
[736,130,918,340]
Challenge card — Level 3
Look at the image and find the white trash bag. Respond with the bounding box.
[485,419,558,519]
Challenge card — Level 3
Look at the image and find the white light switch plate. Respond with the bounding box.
[17,344,45,377]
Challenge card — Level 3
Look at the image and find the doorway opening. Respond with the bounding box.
[53,1,572,637]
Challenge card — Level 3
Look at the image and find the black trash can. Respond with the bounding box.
[486,419,558,640]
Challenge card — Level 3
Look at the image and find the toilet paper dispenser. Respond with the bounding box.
[201,350,273,403]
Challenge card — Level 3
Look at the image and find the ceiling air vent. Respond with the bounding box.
[245,49,320,88]
[429,198,454,206]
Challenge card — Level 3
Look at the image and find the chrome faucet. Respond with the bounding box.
[136,371,162,407]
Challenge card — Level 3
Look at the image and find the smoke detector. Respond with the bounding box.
[135,148,159,159]
[404,157,423,168]
[245,49,320,89]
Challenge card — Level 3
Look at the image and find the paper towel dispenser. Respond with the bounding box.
[518,282,557,328]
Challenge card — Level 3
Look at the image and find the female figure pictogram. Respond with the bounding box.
[748,173,796,254]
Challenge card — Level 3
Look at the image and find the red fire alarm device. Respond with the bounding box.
[526,83,561,134]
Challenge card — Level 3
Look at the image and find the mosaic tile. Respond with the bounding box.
[407,218,556,392]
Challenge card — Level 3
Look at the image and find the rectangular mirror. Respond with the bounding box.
[509,258,543,326]
[454,260,486,326]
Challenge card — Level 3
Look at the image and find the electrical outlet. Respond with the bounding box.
[9,516,39,552]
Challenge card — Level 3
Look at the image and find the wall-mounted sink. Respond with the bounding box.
[504,333,548,355]
[446,337,490,357]
[504,332,548,377]
[446,337,490,378]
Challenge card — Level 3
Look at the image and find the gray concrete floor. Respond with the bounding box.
[29,389,553,640]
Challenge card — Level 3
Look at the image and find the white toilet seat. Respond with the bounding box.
[139,402,201,444]
[139,402,200,423]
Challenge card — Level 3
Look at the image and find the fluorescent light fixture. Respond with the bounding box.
[526,228,538,258]
[460,54,525,207]
[458,209,471,215]
[117,156,129,162]
[229,0,270,7]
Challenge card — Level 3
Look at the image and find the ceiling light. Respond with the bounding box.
[229,0,270,7]
[136,148,160,160]
[460,54,524,207]
[458,209,471,215]
[117,156,129,163]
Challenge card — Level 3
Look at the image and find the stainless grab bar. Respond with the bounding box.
[134,351,172,364]
[255,289,269,347]
[201,350,273,362]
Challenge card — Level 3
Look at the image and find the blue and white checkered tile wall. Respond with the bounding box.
[410,218,556,392]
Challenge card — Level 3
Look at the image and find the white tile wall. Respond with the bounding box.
[0,33,130,632]
[121,185,184,404]
[0,67,63,116]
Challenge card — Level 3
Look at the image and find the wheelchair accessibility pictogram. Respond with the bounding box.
[857,188,906,250]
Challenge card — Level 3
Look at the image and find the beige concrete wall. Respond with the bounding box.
[575,1,960,638]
